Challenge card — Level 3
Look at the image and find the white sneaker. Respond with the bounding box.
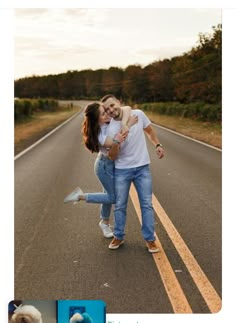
[99,220,114,238]
[64,186,83,204]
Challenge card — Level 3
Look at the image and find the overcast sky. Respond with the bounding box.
[14,8,221,80]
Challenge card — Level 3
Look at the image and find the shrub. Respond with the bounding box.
[14,98,60,122]
[138,101,221,122]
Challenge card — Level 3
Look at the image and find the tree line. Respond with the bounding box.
[14,24,221,105]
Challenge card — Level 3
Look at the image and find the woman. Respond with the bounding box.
[64,101,138,238]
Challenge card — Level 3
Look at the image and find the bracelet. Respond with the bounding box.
[113,138,120,145]
[155,143,163,149]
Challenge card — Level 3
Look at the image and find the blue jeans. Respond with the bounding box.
[114,164,155,241]
[86,153,115,220]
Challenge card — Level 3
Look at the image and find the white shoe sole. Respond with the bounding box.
[109,240,124,249]
[147,247,160,253]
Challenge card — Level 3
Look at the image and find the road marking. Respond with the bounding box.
[14,111,80,161]
[129,184,192,313]
[152,123,222,152]
[151,194,222,313]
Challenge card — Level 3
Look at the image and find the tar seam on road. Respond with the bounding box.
[129,183,192,313]
[14,111,81,161]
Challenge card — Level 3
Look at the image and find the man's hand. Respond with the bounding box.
[144,125,165,159]
[156,146,164,159]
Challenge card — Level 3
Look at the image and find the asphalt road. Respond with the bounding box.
[14,101,222,313]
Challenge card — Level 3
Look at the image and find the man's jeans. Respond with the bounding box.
[114,164,155,241]
[86,153,115,220]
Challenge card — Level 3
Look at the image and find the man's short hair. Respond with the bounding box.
[101,94,117,103]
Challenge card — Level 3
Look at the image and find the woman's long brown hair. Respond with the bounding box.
[81,102,101,153]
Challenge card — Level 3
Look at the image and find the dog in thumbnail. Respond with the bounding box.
[11,304,43,323]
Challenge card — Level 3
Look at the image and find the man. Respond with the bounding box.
[101,94,164,253]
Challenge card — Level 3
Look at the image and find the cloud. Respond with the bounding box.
[134,44,194,62]
[15,34,98,64]
[15,36,53,55]
[15,8,109,28]
[15,8,49,17]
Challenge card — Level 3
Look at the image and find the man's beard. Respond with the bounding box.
[112,110,121,120]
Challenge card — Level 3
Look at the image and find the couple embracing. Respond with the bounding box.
[64,94,164,253]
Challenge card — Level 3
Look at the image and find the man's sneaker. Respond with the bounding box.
[99,220,114,238]
[64,186,83,204]
[109,237,124,249]
[146,240,160,253]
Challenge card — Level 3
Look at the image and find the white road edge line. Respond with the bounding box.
[14,112,80,161]
[152,123,222,152]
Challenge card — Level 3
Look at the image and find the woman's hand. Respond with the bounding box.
[121,114,138,134]
[121,124,130,134]
[127,114,138,128]
[114,130,128,143]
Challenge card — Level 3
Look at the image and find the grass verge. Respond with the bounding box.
[14,108,80,155]
[145,111,221,149]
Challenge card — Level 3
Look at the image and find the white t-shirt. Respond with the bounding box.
[107,109,151,169]
[98,123,110,156]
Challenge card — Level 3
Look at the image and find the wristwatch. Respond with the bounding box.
[155,143,163,149]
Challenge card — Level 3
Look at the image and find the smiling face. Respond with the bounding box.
[98,105,111,125]
[102,97,122,120]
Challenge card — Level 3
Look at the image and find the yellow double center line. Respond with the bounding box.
[129,183,222,313]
